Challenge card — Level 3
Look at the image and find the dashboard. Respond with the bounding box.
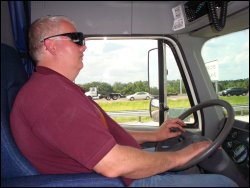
[222,123,249,182]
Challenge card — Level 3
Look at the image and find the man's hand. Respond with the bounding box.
[155,118,186,141]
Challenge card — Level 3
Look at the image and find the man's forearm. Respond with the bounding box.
[94,144,179,179]
[94,142,210,179]
[127,130,158,144]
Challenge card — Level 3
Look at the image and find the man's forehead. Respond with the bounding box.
[60,20,77,31]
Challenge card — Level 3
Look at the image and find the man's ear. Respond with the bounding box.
[44,39,56,55]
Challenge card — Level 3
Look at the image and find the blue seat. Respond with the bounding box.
[1,43,124,187]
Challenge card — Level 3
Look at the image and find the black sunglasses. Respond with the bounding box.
[41,32,85,46]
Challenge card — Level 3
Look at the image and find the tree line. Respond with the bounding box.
[78,81,150,96]
[77,78,249,96]
[215,78,249,91]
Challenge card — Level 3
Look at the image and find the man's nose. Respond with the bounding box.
[80,45,87,52]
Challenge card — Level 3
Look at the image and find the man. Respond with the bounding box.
[10,15,237,187]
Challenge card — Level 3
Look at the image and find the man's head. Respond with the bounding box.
[29,15,86,81]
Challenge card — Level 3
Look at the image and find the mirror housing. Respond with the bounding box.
[149,99,160,122]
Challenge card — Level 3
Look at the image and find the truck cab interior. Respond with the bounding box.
[1,1,249,187]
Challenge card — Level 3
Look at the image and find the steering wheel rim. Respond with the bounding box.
[159,99,235,171]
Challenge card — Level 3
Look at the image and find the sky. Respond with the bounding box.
[75,39,159,86]
[202,29,249,81]
[75,29,249,85]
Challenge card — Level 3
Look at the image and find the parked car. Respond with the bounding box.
[220,87,248,96]
[126,92,153,101]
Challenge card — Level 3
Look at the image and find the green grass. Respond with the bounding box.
[96,96,249,123]
[112,116,152,123]
[218,96,249,105]
[97,100,150,112]
[96,96,249,112]
[167,99,191,108]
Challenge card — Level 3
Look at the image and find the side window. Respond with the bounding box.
[202,29,249,122]
[75,38,194,127]
[75,39,159,127]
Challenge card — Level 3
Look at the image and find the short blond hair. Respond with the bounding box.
[29,15,76,63]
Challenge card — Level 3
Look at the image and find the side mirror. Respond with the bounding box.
[151,98,159,108]
[149,99,160,122]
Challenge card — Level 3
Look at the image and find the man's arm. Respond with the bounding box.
[127,118,186,144]
[127,130,158,144]
[93,141,210,179]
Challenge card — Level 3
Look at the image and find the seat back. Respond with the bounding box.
[1,43,39,178]
[1,43,124,187]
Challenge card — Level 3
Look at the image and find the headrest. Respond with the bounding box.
[1,43,28,111]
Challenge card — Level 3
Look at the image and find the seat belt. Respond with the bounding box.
[95,105,109,129]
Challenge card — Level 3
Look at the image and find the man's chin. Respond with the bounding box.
[79,62,84,69]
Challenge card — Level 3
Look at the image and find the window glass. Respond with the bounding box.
[75,39,159,127]
[75,38,194,127]
[202,29,249,122]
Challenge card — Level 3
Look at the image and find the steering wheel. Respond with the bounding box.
[156,99,235,171]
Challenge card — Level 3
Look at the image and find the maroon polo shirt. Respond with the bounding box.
[10,66,140,186]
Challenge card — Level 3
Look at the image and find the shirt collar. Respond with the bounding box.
[35,66,85,92]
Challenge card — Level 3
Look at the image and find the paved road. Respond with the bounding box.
[235,115,249,122]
